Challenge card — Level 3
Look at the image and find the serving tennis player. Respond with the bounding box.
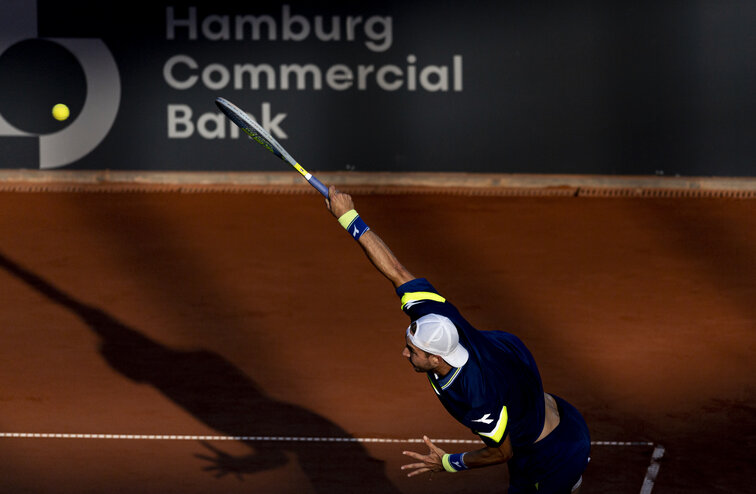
[325,186,590,494]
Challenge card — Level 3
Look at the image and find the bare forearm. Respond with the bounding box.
[356,230,414,288]
[458,445,512,469]
[402,436,512,478]
[326,186,414,288]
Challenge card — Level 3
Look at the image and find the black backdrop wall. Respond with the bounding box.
[0,1,754,176]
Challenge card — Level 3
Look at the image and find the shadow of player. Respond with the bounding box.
[0,251,400,493]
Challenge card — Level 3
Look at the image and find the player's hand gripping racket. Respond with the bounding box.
[215,97,329,197]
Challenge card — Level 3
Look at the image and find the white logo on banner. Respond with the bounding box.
[0,0,121,169]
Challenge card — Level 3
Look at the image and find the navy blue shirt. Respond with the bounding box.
[397,278,545,451]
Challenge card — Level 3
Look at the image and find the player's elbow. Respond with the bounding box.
[500,448,514,463]
[485,442,513,465]
[390,265,415,288]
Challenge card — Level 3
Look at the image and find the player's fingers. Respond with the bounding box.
[330,186,352,203]
[423,435,445,456]
[423,435,435,449]
[400,461,429,471]
[402,451,429,461]
[406,467,432,477]
[328,186,346,209]
[401,460,430,469]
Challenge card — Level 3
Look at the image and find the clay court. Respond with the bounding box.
[1,177,754,493]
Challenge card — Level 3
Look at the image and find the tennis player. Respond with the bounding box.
[325,186,590,493]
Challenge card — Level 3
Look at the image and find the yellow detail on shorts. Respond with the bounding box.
[478,405,508,444]
[400,291,446,308]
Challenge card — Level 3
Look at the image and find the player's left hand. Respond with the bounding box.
[401,435,447,477]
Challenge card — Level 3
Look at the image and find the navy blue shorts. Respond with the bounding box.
[507,395,591,494]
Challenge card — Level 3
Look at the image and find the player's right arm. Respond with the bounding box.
[326,186,414,288]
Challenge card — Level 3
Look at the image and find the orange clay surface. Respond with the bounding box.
[0,190,754,493]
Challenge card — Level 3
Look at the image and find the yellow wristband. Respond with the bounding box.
[442,453,468,472]
[338,209,359,230]
[442,454,457,472]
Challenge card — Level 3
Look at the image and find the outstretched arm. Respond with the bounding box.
[401,435,513,477]
[326,186,414,288]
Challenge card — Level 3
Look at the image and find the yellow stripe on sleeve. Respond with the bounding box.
[478,406,509,444]
[400,291,446,309]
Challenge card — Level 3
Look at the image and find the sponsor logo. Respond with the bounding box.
[472,413,494,425]
[0,1,120,169]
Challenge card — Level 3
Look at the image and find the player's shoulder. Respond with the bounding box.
[395,277,438,295]
[397,278,448,311]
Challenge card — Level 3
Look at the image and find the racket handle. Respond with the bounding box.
[308,175,329,197]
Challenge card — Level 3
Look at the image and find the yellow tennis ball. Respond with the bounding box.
[52,103,70,121]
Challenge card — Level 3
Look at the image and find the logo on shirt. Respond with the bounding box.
[472,413,494,425]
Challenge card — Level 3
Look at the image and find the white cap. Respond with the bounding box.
[406,314,469,368]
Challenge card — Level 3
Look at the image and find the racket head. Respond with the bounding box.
[214,97,297,166]
[215,97,330,197]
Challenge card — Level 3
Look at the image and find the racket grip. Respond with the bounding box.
[309,175,329,197]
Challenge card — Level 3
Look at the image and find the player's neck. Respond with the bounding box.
[434,360,453,378]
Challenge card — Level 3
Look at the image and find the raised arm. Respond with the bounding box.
[326,186,414,288]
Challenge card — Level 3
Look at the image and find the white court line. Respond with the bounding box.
[0,433,476,443]
[639,445,665,494]
[0,432,653,446]
[1,433,661,493]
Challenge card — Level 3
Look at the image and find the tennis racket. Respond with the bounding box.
[215,97,329,197]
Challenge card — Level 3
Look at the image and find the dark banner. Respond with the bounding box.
[1,1,754,176]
